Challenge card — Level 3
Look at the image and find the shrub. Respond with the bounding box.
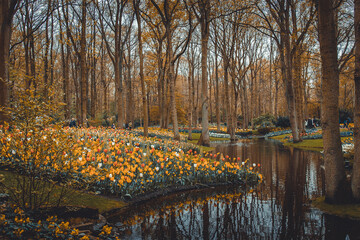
[275,116,290,128]
[0,89,73,210]
[252,114,276,128]
[257,127,273,135]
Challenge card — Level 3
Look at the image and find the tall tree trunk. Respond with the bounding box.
[188,58,193,140]
[199,1,210,146]
[283,1,300,142]
[352,0,360,202]
[0,0,16,123]
[214,27,220,131]
[59,11,70,120]
[126,44,133,124]
[224,61,234,137]
[79,0,87,125]
[318,0,347,204]
[90,23,97,119]
[134,0,148,137]
[294,49,304,134]
[44,0,50,98]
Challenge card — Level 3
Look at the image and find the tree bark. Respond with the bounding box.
[352,0,360,202]
[318,0,347,204]
[0,0,16,123]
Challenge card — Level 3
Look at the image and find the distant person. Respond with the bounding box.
[128,121,132,130]
[125,122,129,129]
[307,118,313,128]
[69,118,77,128]
[85,118,90,128]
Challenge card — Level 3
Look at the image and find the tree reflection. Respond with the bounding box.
[109,140,360,240]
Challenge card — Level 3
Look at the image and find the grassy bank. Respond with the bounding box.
[312,197,360,220]
[269,134,323,152]
[0,170,126,213]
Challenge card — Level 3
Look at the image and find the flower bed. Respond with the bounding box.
[209,132,230,139]
[0,206,116,239]
[0,126,261,200]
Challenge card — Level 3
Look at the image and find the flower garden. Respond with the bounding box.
[0,124,261,239]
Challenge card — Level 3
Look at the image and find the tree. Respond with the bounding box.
[191,0,211,146]
[62,0,88,125]
[352,0,360,202]
[134,0,148,137]
[318,0,347,204]
[150,0,193,141]
[95,0,134,128]
[0,0,21,123]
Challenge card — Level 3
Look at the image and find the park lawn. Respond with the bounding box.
[283,139,323,152]
[313,197,360,220]
[0,170,126,213]
[270,133,351,152]
[270,133,292,141]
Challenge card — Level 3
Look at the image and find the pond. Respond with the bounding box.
[106,139,360,239]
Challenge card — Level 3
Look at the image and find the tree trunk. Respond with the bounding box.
[352,0,360,202]
[214,28,220,131]
[318,0,348,204]
[0,0,14,123]
[90,23,97,119]
[199,2,210,146]
[126,44,133,124]
[224,61,234,137]
[79,0,87,125]
[44,1,50,98]
[283,2,300,142]
[188,57,193,140]
[59,12,71,120]
[134,0,148,137]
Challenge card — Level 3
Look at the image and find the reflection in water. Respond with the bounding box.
[108,139,360,239]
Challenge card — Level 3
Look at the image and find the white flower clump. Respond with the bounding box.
[342,143,354,153]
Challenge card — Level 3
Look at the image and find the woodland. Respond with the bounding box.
[0,0,360,238]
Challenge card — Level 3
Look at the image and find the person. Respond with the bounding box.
[307,118,313,128]
[128,121,132,130]
[69,118,77,128]
[85,118,90,128]
[125,122,129,129]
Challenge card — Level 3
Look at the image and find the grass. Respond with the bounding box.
[0,170,126,213]
[270,133,350,152]
[283,139,324,152]
[312,196,360,220]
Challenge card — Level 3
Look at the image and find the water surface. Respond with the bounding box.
[108,139,360,239]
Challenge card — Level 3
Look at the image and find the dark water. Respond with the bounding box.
[108,139,360,240]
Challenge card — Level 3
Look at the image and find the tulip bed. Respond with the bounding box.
[0,207,116,239]
[0,126,261,201]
